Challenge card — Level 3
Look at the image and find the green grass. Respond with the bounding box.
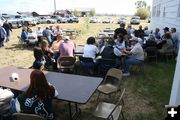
[125,61,176,119]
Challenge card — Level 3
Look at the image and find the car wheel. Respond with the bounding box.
[57,20,61,23]
[47,21,51,24]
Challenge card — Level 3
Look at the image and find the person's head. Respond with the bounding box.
[107,40,115,46]
[56,25,60,29]
[49,25,53,29]
[164,32,172,39]
[87,37,96,45]
[22,27,27,32]
[163,27,169,33]
[37,26,41,30]
[120,23,125,28]
[26,70,54,99]
[56,34,63,41]
[127,24,132,29]
[33,47,44,60]
[139,25,142,30]
[117,33,124,42]
[63,36,70,42]
[155,28,160,33]
[28,28,33,33]
[171,28,176,33]
[129,37,138,45]
[148,34,156,41]
[40,39,49,51]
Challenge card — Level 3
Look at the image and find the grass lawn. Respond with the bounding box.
[0,16,176,120]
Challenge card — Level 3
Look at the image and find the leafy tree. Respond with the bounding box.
[74,9,81,17]
[135,8,150,19]
[89,9,96,17]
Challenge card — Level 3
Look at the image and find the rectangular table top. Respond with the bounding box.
[0,66,103,104]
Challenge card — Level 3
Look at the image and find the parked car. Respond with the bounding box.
[89,18,101,23]
[118,16,126,24]
[102,18,114,23]
[130,16,140,24]
[20,16,37,26]
[65,15,79,23]
[2,15,22,28]
[39,16,56,24]
[0,16,6,26]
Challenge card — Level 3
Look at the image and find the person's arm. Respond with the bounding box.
[114,47,122,56]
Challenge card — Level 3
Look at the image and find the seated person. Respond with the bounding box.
[11,70,58,120]
[100,40,122,68]
[59,36,75,57]
[32,47,46,70]
[100,40,122,59]
[27,29,38,44]
[143,34,157,49]
[50,34,63,54]
[21,27,28,43]
[40,39,55,68]
[97,35,107,50]
[158,32,174,54]
[83,37,99,62]
[122,37,144,76]
[114,33,126,50]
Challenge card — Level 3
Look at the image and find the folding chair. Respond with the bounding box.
[12,113,45,120]
[145,46,158,63]
[17,36,25,49]
[93,88,126,120]
[97,68,123,103]
[57,56,76,73]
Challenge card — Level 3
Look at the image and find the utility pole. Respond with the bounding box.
[54,0,56,13]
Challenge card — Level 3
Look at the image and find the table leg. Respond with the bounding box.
[68,102,73,120]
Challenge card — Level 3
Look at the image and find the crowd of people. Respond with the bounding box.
[0,22,179,119]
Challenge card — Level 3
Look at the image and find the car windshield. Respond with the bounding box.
[132,16,140,19]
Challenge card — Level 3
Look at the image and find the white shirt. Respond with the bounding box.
[28,32,38,44]
[36,29,43,37]
[54,29,63,36]
[83,44,99,60]
[130,43,144,61]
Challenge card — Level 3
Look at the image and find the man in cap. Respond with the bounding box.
[59,36,75,57]
[122,37,144,76]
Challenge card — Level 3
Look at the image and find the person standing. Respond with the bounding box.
[0,24,6,48]
[114,23,127,39]
[3,20,12,43]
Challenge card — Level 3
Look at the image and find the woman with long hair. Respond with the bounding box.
[16,70,58,120]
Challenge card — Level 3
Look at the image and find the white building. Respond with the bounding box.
[150,0,180,106]
[150,0,180,40]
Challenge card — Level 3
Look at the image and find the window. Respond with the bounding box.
[178,1,180,17]
[163,7,166,17]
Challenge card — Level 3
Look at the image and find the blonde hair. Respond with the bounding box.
[40,39,49,52]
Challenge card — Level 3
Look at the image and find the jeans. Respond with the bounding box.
[123,57,143,73]
[0,37,5,48]
[2,99,17,120]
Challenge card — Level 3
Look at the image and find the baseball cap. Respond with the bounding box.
[64,36,70,40]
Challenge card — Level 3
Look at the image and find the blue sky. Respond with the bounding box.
[0,0,152,15]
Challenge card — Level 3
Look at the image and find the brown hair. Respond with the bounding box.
[26,70,55,99]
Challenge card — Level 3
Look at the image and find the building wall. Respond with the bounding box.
[150,0,180,40]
